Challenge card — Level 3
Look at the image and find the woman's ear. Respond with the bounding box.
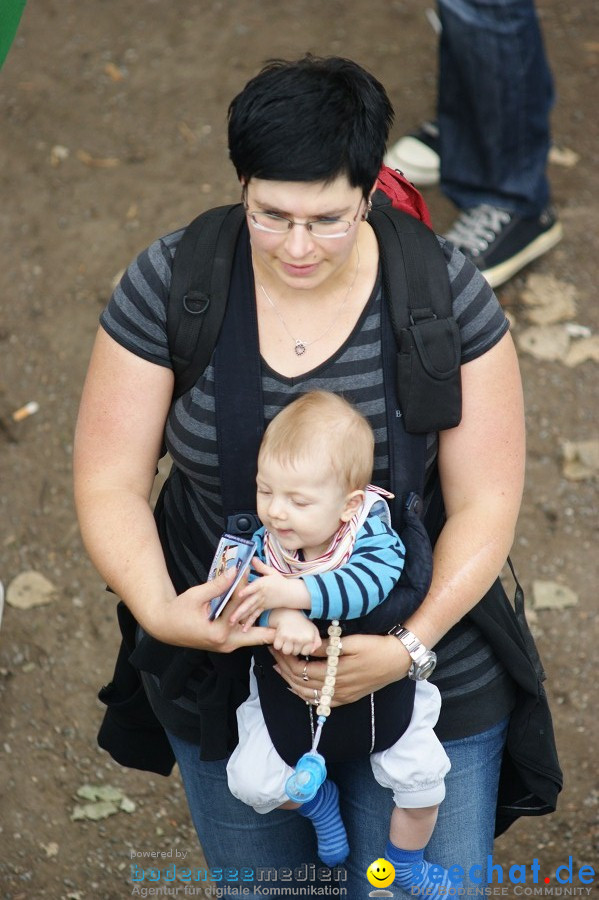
[363,182,377,220]
[340,490,365,522]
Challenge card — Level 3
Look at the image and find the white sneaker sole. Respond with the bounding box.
[481,221,563,288]
[384,136,440,186]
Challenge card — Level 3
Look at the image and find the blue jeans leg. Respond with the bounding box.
[438,0,554,215]
[167,717,507,897]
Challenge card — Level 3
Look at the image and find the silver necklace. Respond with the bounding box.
[258,245,360,356]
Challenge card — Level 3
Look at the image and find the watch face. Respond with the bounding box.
[411,654,437,681]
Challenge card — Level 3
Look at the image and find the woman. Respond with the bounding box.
[74,56,525,896]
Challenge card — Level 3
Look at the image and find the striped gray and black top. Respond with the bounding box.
[100,224,515,744]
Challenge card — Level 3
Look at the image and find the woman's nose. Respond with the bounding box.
[284,222,315,258]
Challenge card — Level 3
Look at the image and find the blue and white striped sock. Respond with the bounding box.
[298,780,349,867]
[385,840,461,897]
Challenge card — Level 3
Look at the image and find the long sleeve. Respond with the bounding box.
[303,516,405,621]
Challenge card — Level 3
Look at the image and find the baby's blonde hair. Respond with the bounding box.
[258,391,374,491]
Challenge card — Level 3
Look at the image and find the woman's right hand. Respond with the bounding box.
[143,570,276,652]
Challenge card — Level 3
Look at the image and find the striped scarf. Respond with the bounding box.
[263,484,394,577]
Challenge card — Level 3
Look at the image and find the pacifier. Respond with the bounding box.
[285,750,327,803]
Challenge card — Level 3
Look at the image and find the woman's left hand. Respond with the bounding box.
[270,632,411,706]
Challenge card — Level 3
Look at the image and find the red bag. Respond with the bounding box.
[376,164,433,229]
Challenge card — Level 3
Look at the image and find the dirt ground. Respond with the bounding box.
[1,1,598,897]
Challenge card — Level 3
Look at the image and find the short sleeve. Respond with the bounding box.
[99,229,184,367]
[438,236,510,363]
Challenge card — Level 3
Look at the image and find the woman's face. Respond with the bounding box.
[244,175,367,294]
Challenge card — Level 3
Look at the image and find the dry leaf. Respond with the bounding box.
[76,149,120,169]
[517,325,570,361]
[526,298,576,325]
[532,580,579,610]
[72,783,135,821]
[520,274,577,324]
[71,801,119,821]
[563,335,599,367]
[77,784,124,802]
[6,571,57,609]
[561,439,599,480]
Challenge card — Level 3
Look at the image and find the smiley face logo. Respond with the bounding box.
[366,857,395,888]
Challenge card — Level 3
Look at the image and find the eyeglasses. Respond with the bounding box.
[243,193,364,239]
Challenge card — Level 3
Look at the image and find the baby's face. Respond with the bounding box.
[256,454,352,560]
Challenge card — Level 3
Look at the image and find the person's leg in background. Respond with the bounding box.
[438,0,553,216]
[386,0,562,287]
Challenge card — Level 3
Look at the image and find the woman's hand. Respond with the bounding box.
[271,632,411,706]
[143,570,276,652]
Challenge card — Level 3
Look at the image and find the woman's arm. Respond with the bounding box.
[74,328,272,651]
[404,329,525,647]
[274,331,525,702]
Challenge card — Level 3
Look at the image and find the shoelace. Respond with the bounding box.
[445,204,512,255]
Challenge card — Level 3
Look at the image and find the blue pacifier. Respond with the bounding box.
[285,750,327,803]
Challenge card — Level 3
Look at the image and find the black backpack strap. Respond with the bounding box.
[369,203,462,434]
[380,293,426,526]
[167,203,246,400]
[213,229,265,538]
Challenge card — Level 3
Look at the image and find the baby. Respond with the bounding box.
[226,391,455,896]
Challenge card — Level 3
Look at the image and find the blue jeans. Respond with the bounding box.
[437,0,554,215]
[166,717,508,898]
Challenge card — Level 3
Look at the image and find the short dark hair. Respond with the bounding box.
[228,55,394,198]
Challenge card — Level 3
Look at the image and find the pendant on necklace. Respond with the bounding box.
[294,340,307,356]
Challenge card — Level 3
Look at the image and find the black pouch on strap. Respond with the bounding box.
[396,315,461,433]
[369,205,462,434]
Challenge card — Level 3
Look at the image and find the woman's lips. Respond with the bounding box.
[280,261,320,277]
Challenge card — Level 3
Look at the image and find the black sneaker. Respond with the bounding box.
[444,205,563,288]
[384,121,440,186]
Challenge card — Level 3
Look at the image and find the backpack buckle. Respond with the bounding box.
[226,512,261,536]
[183,291,210,315]
[409,307,437,326]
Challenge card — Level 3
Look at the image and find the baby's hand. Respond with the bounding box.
[229,558,309,627]
[269,609,322,656]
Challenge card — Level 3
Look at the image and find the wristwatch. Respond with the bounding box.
[388,625,437,681]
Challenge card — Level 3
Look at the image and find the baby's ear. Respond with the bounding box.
[340,490,365,522]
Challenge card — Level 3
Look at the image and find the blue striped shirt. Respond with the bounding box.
[253,514,406,622]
